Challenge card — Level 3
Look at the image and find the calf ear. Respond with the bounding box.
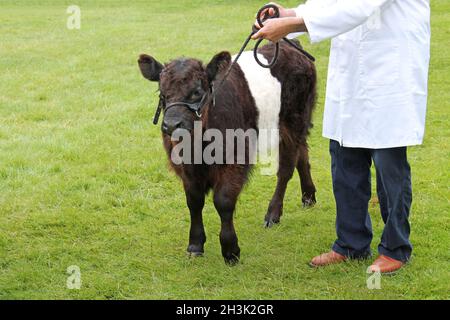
[206,51,231,83]
[138,54,164,81]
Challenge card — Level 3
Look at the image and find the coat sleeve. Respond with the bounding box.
[296,0,395,43]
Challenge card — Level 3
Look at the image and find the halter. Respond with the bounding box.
[153,90,210,125]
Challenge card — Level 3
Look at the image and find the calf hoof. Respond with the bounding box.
[222,246,241,266]
[264,218,280,228]
[187,244,204,257]
[264,212,281,228]
[302,194,316,208]
[223,253,240,266]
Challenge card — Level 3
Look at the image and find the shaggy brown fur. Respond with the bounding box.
[138,41,316,264]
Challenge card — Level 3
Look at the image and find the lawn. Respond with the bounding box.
[0,0,449,300]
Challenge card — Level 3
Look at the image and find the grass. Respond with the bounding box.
[0,0,449,300]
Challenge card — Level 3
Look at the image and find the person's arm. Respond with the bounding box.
[252,17,307,42]
[253,0,395,43]
[297,0,395,43]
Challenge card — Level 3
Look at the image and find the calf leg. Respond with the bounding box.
[213,185,241,265]
[265,143,297,228]
[184,185,206,256]
[297,141,316,207]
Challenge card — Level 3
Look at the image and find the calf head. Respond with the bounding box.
[138,52,231,136]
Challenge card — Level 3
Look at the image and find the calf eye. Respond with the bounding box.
[190,89,202,101]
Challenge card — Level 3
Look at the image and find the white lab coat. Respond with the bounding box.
[295,0,431,148]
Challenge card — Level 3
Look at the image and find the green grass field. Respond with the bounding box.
[0,0,449,300]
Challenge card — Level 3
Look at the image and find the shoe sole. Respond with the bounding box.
[308,261,347,268]
[377,268,403,276]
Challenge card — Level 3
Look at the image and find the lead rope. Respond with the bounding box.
[153,4,315,124]
[208,4,315,109]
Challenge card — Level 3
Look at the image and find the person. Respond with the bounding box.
[252,0,431,274]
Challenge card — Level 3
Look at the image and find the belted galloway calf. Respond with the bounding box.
[138,41,317,264]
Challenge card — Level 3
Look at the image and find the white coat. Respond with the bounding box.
[294,0,431,148]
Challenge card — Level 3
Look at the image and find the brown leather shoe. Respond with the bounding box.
[310,251,347,267]
[369,255,405,274]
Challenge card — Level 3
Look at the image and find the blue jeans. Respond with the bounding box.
[329,140,413,262]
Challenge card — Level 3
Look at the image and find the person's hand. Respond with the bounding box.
[252,17,305,42]
[256,2,295,22]
[254,2,297,30]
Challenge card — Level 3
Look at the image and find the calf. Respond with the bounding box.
[138,41,317,264]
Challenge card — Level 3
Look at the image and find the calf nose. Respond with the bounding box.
[162,119,182,135]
